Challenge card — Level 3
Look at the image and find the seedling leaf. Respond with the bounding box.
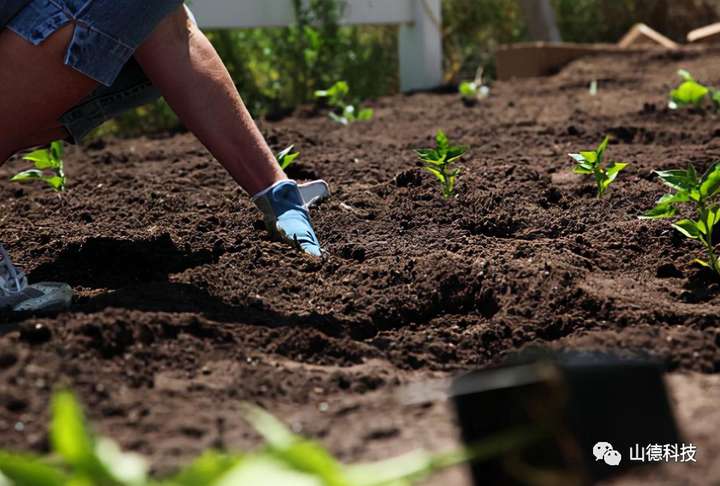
[12,141,66,192]
[643,162,720,275]
[673,219,701,239]
[213,457,322,486]
[23,149,55,170]
[458,68,490,103]
[95,438,148,485]
[171,451,242,486]
[641,204,676,219]
[678,69,694,81]
[315,81,372,125]
[579,151,598,163]
[276,145,300,170]
[569,136,627,198]
[606,161,628,179]
[655,167,698,193]
[243,404,346,486]
[669,70,716,109]
[329,112,349,125]
[423,166,445,183]
[436,130,449,153]
[416,130,466,198]
[10,170,44,182]
[0,452,67,486]
[641,193,690,219]
[671,81,709,106]
[459,81,477,99]
[357,108,374,121]
[700,163,720,199]
[693,258,712,268]
[596,136,609,159]
[43,176,65,191]
[50,140,63,161]
[51,391,95,466]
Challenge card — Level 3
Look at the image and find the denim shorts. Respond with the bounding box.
[4,0,185,141]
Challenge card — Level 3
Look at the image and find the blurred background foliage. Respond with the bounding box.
[101,0,720,138]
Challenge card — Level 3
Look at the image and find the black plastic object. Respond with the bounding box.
[451,351,680,485]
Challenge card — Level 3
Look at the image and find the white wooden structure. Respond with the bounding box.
[191,0,443,92]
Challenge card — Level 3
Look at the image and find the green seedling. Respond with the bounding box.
[459,67,490,105]
[314,80,349,108]
[569,136,629,198]
[0,390,542,486]
[416,130,466,198]
[669,69,720,110]
[459,81,490,103]
[314,81,374,125]
[589,80,598,96]
[11,140,65,192]
[276,145,300,170]
[641,162,720,275]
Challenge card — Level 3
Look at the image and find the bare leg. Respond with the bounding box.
[134,7,286,196]
[0,25,98,162]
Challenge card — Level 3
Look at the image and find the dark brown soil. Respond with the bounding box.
[2,47,720,484]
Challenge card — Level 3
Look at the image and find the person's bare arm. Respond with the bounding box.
[134,6,323,256]
[134,7,285,196]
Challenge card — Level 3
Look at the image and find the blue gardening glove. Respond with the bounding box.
[252,180,327,257]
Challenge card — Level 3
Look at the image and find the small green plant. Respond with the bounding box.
[641,163,720,275]
[0,390,539,486]
[589,79,598,96]
[459,81,490,104]
[416,130,467,198]
[669,69,720,110]
[459,67,490,105]
[10,140,65,191]
[314,81,374,125]
[569,136,628,198]
[276,145,300,170]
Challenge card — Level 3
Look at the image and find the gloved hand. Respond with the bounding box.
[252,179,329,257]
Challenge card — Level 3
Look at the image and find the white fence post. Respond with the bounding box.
[191,0,444,93]
[398,0,443,92]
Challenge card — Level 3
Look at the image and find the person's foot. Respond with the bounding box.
[0,245,72,313]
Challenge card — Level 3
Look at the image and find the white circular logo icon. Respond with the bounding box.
[593,442,622,466]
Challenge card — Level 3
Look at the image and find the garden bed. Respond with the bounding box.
[2,47,720,484]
